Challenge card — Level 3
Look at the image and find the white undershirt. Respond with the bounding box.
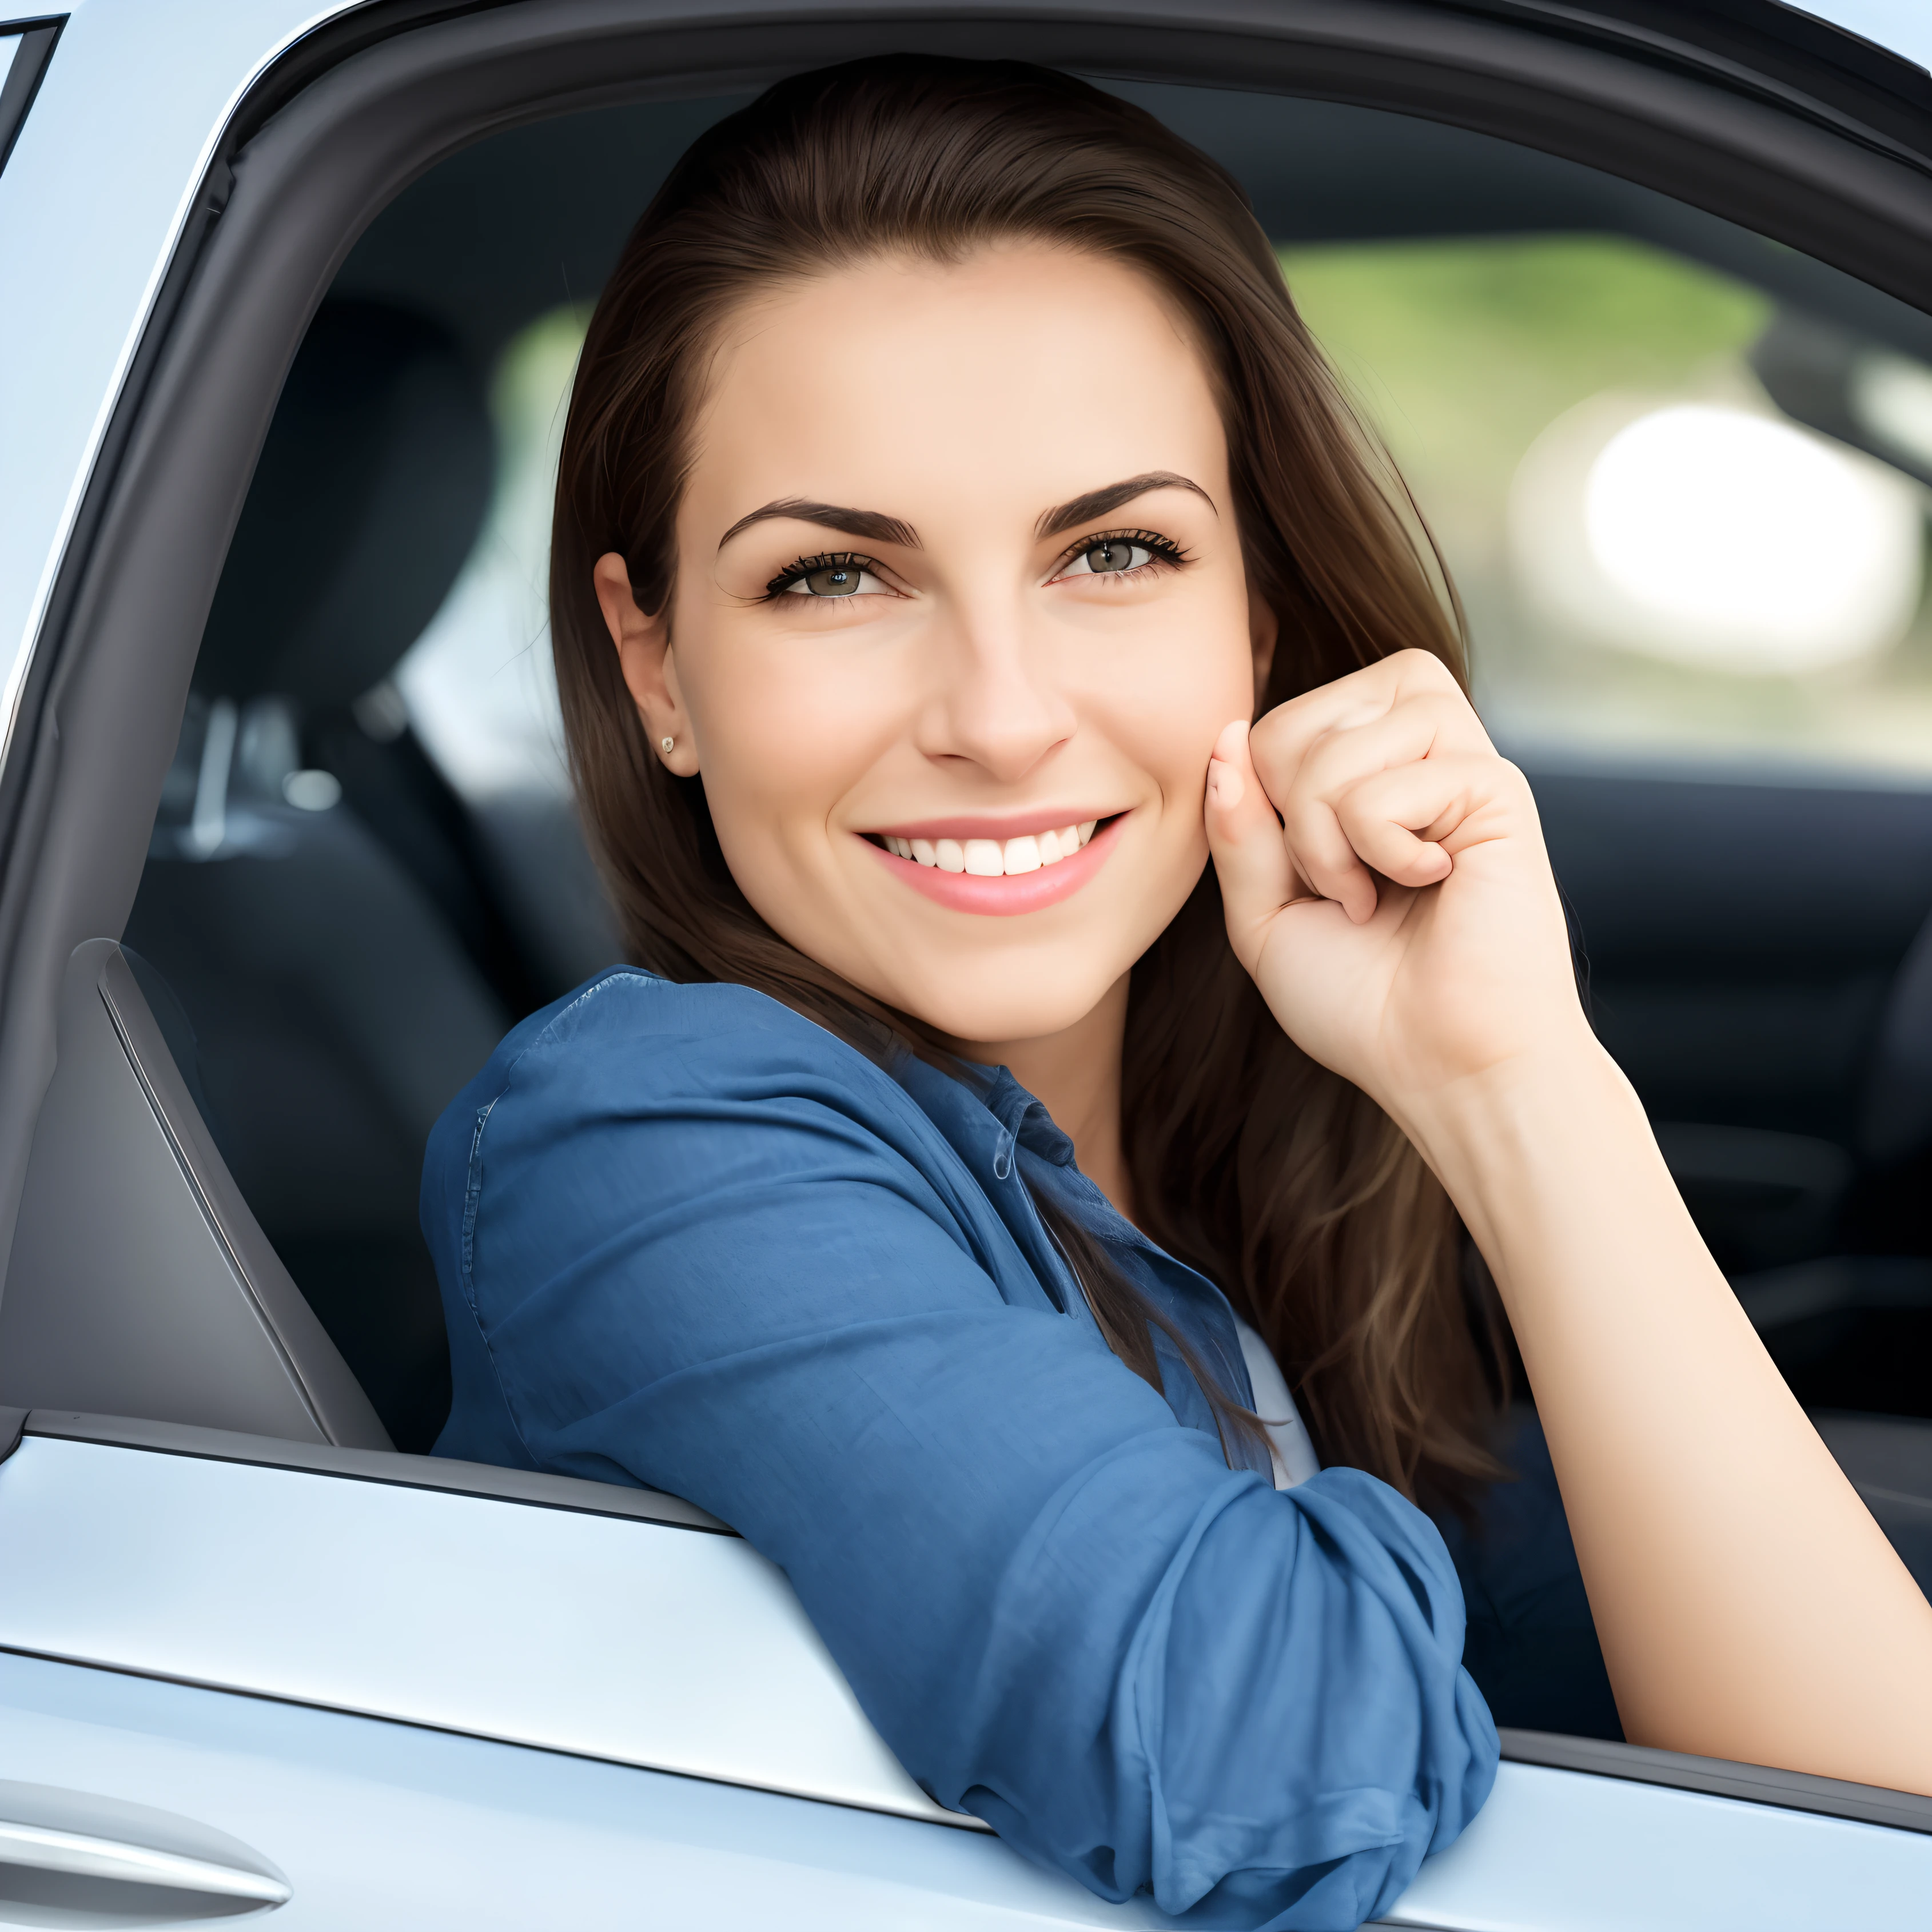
[1233,1314,1321,1489]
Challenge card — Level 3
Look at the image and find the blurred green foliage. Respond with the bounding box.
[1278,235,1772,560]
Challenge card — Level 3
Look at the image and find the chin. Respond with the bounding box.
[891,967,1122,1053]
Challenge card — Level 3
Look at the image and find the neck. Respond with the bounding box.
[950,973,1135,1224]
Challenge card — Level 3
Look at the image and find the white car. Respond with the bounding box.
[2,2,1931,1925]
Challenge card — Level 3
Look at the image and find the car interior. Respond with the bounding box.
[3,62,1930,1736]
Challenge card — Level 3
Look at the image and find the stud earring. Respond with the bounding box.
[661,736,675,756]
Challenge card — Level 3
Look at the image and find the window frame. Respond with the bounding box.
[0,14,62,180]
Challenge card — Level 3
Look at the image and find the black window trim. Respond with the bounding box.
[1498,1726,1932,1837]
[0,13,63,180]
[228,0,1932,176]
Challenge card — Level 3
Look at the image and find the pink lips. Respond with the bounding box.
[863,814,1125,915]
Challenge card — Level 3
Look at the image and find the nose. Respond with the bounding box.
[916,603,1077,784]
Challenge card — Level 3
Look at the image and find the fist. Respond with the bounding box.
[1203,649,1587,1117]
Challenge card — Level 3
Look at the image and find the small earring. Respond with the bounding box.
[661,736,675,756]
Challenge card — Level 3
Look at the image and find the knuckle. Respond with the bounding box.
[1285,768,1337,827]
[1496,756,1537,807]
[1400,645,1456,683]
[1248,707,1295,766]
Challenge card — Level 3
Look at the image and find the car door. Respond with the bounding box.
[2,3,1931,1928]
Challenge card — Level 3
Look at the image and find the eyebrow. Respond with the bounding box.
[1035,471,1216,542]
[714,470,1216,556]
[717,499,921,552]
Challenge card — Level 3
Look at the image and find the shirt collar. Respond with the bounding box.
[890,1047,1269,1476]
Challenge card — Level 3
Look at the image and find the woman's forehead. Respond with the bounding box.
[686,246,1228,536]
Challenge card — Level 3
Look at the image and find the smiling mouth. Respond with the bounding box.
[859,811,1127,917]
[869,819,1101,877]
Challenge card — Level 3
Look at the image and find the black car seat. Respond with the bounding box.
[113,301,520,1450]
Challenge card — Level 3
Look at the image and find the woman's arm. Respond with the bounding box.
[1417,1035,1932,1788]
[1205,651,1932,1795]
[425,971,1495,1927]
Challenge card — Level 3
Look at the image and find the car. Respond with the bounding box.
[2,1,1931,1925]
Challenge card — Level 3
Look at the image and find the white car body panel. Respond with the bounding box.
[1,1651,1176,1930]
[0,1432,953,1827]
[1383,1763,1932,1931]
[0,0,357,760]
[3,1433,1931,1929]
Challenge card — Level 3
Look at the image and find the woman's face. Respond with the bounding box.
[601,244,1272,1049]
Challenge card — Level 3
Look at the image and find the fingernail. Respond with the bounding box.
[1212,719,1248,764]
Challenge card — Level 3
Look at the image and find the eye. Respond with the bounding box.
[768,553,889,599]
[1065,539,1152,576]
[1048,529,1185,584]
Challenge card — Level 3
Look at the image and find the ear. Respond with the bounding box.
[1248,583,1279,715]
[593,552,699,775]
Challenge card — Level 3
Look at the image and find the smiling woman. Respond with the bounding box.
[593,244,1268,1062]
[423,53,1932,1932]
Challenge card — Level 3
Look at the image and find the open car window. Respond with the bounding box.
[115,79,1922,1630]
[1,17,1929,1850]
[118,74,1932,1599]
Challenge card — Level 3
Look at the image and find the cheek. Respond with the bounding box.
[1085,595,1257,807]
[679,628,896,879]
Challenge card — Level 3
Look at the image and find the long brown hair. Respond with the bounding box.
[550,55,1508,1511]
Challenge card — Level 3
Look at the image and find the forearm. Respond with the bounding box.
[1398,1034,1932,1794]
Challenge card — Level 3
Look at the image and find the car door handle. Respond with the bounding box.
[0,1813,292,1916]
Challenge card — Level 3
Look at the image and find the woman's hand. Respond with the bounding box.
[1203,648,1591,1123]
[1208,651,1932,1795]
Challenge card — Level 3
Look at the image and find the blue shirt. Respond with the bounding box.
[425,967,1498,1930]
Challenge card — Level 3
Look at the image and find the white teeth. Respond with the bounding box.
[885,819,1106,875]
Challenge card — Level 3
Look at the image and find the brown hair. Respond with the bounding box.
[551,55,1508,1510]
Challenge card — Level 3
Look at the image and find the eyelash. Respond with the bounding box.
[760,552,880,600]
[1047,528,1190,581]
[758,528,1190,601]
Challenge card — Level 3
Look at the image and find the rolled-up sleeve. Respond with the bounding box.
[425,974,1496,1931]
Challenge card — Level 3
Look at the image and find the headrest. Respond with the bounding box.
[198,301,495,708]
